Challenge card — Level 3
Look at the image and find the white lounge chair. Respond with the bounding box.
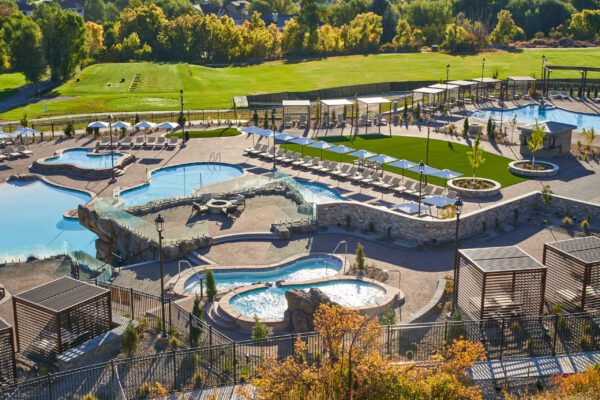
[98,137,110,148]
[146,136,157,148]
[18,145,32,156]
[167,137,178,148]
[155,137,166,149]
[308,158,322,171]
[331,164,349,177]
[298,115,307,129]
[337,117,346,127]
[119,137,132,148]
[133,137,145,148]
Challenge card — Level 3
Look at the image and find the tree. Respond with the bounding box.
[463,117,469,136]
[380,4,398,43]
[119,3,166,54]
[248,0,297,17]
[527,120,546,167]
[251,315,269,343]
[349,12,382,51]
[354,242,366,271]
[381,309,396,325]
[541,185,553,219]
[467,132,485,180]
[486,116,495,139]
[579,127,597,160]
[403,0,453,45]
[297,0,320,48]
[328,0,369,27]
[4,17,46,94]
[85,21,104,58]
[104,2,120,22]
[253,109,259,126]
[489,10,524,44]
[190,294,204,345]
[205,270,217,302]
[84,0,106,22]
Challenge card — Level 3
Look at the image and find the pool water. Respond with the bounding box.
[46,149,124,169]
[0,181,97,261]
[470,105,600,132]
[297,182,346,203]
[185,256,342,293]
[120,162,244,206]
[230,280,386,319]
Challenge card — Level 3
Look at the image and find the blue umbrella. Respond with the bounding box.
[0,132,16,139]
[408,164,442,176]
[290,137,316,156]
[308,141,333,159]
[240,126,264,134]
[391,201,430,215]
[348,149,378,159]
[368,154,398,164]
[423,195,455,208]
[388,159,418,181]
[327,145,356,162]
[274,133,299,142]
[255,129,276,138]
[433,168,463,187]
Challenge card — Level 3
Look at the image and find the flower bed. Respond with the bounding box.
[447,177,501,198]
[509,160,559,177]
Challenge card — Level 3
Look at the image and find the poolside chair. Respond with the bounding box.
[284,152,299,165]
[337,117,346,127]
[325,116,335,128]
[377,114,387,126]
[284,115,293,128]
[167,137,178,149]
[268,148,284,161]
[133,137,145,148]
[251,144,267,156]
[317,160,333,173]
[244,143,259,155]
[279,150,293,163]
[351,170,370,183]
[331,164,349,177]
[233,194,246,207]
[259,146,274,158]
[146,136,157,148]
[308,157,322,171]
[292,155,309,167]
[360,171,378,185]
[298,156,313,168]
[298,115,307,129]
[561,91,569,99]
[17,145,32,156]
[0,152,6,161]
[432,187,445,196]
[98,137,110,148]
[373,175,392,189]
[192,202,209,215]
[390,177,406,194]
[119,137,133,148]
[340,166,357,180]
[549,90,561,100]
[521,90,531,100]
[155,136,166,149]
[7,146,21,158]
[402,181,419,197]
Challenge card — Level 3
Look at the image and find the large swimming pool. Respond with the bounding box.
[0,180,97,261]
[470,104,600,132]
[46,149,124,168]
[230,280,386,319]
[120,162,244,206]
[185,255,342,293]
[297,182,346,203]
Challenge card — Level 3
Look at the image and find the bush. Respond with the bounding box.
[190,295,204,345]
[64,122,75,138]
[381,309,396,325]
[82,394,99,400]
[354,243,366,271]
[222,359,232,374]
[121,322,139,355]
[137,382,151,398]
[193,371,205,387]
[252,315,269,343]
[205,270,217,302]
[189,352,199,366]
[169,336,180,349]
[581,218,590,231]
[563,215,573,226]
[550,302,564,315]
[446,309,467,343]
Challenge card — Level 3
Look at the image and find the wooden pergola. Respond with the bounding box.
[456,246,547,320]
[544,236,600,312]
[0,317,16,384]
[13,277,112,364]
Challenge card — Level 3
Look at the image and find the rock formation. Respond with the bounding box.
[283,288,339,332]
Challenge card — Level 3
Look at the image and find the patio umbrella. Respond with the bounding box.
[112,121,131,129]
[134,121,157,142]
[327,144,355,162]
[348,149,378,159]
[408,164,442,176]
[290,137,316,156]
[308,141,333,159]
[433,168,463,187]
[274,133,299,142]
[391,201,430,215]
[0,132,16,139]
[388,159,417,181]
[87,121,109,129]
[240,126,264,145]
[423,195,455,208]
[156,121,179,130]
[368,154,398,175]
[255,129,277,161]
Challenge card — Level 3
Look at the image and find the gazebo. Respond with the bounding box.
[13,277,112,364]
[544,236,600,312]
[357,97,391,122]
[508,76,536,97]
[320,98,353,125]
[428,83,459,103]
[282,100,311,128]
[471,77,501,99]
[456,246,547,320]
[0,317,16,384]
[447,80,478,101]
[412,87,444,109]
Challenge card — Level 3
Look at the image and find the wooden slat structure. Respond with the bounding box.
[12,277,112,364]
[456,246,547,320]
[544,236,600,312]
[0,317,16,385]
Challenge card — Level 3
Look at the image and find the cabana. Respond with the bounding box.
[412,87,444,110]
[447,80,478,101]
[282,100,311,128]
[357,97,391,127]
[456,246,547,320]
[13,277,112,364]
[544,236,600,312]
[508,76,536,97]
[320,98,353,126]
[0,317,16,384]
[428,83,459,104]
[471,78,501,99]
[518,121,576,158]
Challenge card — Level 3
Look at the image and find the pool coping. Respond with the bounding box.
[33,148,135,180]
[167,252,349,298]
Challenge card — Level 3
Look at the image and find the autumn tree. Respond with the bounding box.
[527,120,546,167]
[467,132,485,180]
[85,21,104,58]
[489,10,525,44]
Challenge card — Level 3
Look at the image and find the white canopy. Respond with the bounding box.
[508,76,536,81]
[112,121,131,129]
[134,121,157,129]
[429,83,459,90]
[472,78,501,83]
[357,97,390,105]
[321,98,353,106]
[447,80,478,87]
[156,121,179,129]
[413,87,444,94]
[87,121,109,128]
[282,100,310,107]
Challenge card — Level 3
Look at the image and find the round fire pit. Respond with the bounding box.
[207,199,232,214]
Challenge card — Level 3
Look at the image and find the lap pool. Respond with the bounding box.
[0,180,97,261]
[470,104,600,132]
[46,149,124,168]
[120,162,244,207]
[230,280,386,319]
[185,255,342,293]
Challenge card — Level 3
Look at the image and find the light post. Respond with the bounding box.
[108,113,116,183]
[417,160,424,216]
[445,64,450,104]
[180,89,186,147]
[446,64,450,82]
[154,214,168,339]
[540,55,545,93]
[425,121,431,185]
[480,57,486,99]
[452,197,463,312]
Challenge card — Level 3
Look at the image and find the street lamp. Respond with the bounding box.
[425,121,431,185]
[417,160,424,216]
[446,64,450,82]
[540,55,545,93]
[108,113,116,183]
[480,57,486,99]
[452,197,463,312]
[180,89,186,147]
[154,214,168,338]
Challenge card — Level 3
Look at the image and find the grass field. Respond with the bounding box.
[3,49,600,120]
[281,134,526,187]
[0,72,26,103]
[165,128,241,138]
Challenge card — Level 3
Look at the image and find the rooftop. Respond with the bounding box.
[519,120,577,134]
[321,99,353,106]
[0,316,10,331]
[508,76,536,81]
[546,236,600,264]
[282,100,310,107]
[461,246,546,273]
[358,96,390,104]
[14,277,108,313]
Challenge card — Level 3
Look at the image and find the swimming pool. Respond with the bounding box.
[0,180,97,261]
[297,182,346,203]
[230,280,386,319]
[120,162,244,206]
[185,255,342,293]
[470,105,600,132]
[46,149,124,169]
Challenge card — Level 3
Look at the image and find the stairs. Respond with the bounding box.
[185,251,205,266]
[206,301,239,331]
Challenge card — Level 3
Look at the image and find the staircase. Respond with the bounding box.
[206,301,239,331]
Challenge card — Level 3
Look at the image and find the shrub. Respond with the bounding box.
[446,309,467,343]
[222,359,232,374]
[121,322,139,355]
[189,352,199,366]
[193,371,205,387]
[137,382,151,398]
[563,215,573,226]
[64,122,75,137]
[169,336,180,349]
[381,309,396,325]
[190,295,204,345]
[580,334,593,350]
[240,365,253,382]
[550,302,564,315]
[405,349,414,360]
[581,218,590,231]
[252,315,269,343]
[355,243,366,271]
[136,318,147,337]
[205,270,217,302]
[82,394,99,400]
[313,351,323,366]
[510,321,521,333]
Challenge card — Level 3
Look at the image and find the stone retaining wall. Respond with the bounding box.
[32,151,135,180]
[316,192,600,244]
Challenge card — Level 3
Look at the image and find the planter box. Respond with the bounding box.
[509,160,559,177]
[448,178,501,198]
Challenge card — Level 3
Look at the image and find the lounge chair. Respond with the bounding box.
[351,170,370,183]
[372,175,392,189]
[146,136,157,148]
[244,143,260,155]
[133,137,145,148]
[8,146,21,158]
[591,97,600,104]
[167,137,178,148]
[390,177,406,194]
[549,90,561,100]
[377,114,387,125]
[432,187,445,196]
[342,166,358,180]
[259,146,274,158]
[284,115,293,128]
[298,156,313,168]
[284,152,299,165]
[402,181,419,196]
[317,160,333,173]
[360,171,378,185]
[308,158,322,171]
[18,145,32,156]
[267,148,284,161]
[331,164,349,177]
[192,202,208,214]
[561,91,569,99]
[119,137,133,148]
[0,152,6,161]
[325,117,335,128]
[298,115,307,129]
[155,137,166,149]
[337,117,346,127]
[292,155,309,167]
[98,137,110,148]
[233,194,246,206]
[252,144,267,156]
[278,150,293,162]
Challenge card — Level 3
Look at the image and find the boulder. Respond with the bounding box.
[284,288,338,332]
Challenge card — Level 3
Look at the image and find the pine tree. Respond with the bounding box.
[355,243,366,271]
[190,295,204,345]
[205,270,217,302]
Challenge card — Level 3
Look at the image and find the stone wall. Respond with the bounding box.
[32,152,135,180]
[316,192,600,244]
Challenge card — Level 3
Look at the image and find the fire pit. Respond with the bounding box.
[207,199,232,214]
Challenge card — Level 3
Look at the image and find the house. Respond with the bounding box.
[518,120,576,157]
[17,0,35,16]
[60,0,84,16]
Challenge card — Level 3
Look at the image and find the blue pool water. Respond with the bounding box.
[185,255,342,293]
[297,182,346,203]
[120,162,244,207]
[230,280,386,319]
[470,105,600,132]
[0,180,97,261]
[46,149,124,168]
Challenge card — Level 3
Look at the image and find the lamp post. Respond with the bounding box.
[417,160,424,216]
[452,197,464,312]
[180,89,186,148]
[446,64,450,82]
[480,57,486,99]
[425,121,431,185]
[108,113,116,183]
[154,214,168,338]
[540,55,545,93]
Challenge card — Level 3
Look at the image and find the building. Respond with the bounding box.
[518,120,576,158]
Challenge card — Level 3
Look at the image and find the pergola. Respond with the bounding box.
[320,98,353,123]
[471,77,501,98]
[456,246,547,320]
[508,76,536,97]
[357,97,391,131]
[544,236,600,312]
[429,83,459,103]
[0,317,16,384]
[412,87,445,108]
[282,100,311,128]
[13,277,112,364]
[542,65,600,96]
[447,80,478,100]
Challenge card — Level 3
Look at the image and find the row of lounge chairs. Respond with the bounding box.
[0,145,32,161]
[98,136,178,149]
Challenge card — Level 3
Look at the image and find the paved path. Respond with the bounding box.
[0,79,56,114]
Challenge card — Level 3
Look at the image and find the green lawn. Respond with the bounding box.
[0,71,27,102]
[165,127,241,138]
[281,135,526,187]
[3,49,600,120]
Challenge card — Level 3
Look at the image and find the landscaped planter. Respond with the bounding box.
[448,177,501,198]
[509,160,559,177]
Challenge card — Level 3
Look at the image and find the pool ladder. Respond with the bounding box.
[331,240,348,274]
[209,152,222,163]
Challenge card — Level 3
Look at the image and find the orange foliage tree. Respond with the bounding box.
[247,304,486,400]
